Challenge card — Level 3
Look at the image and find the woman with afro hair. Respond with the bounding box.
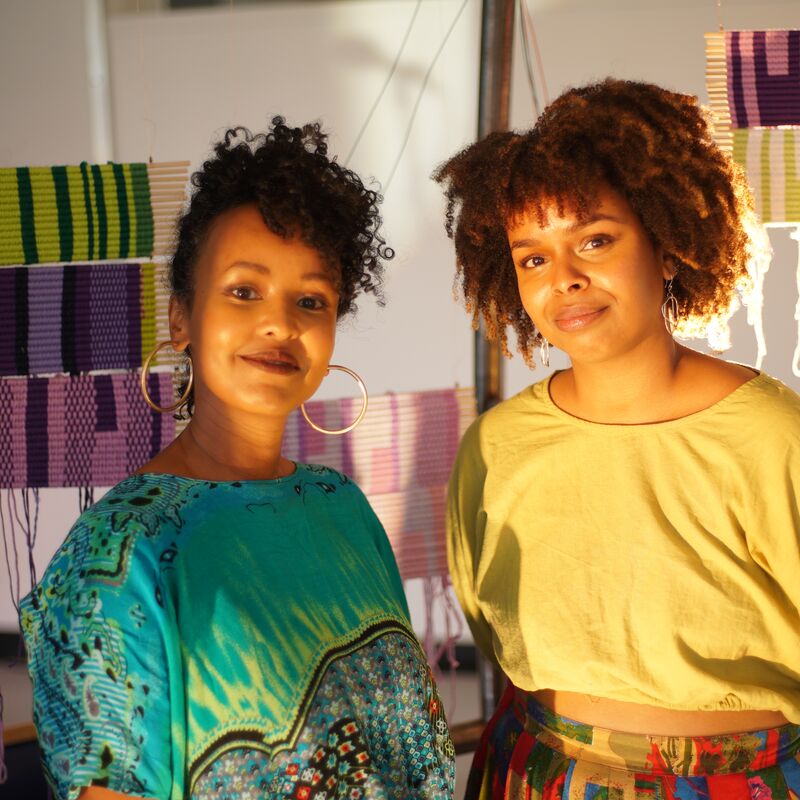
[437,79,800,799]
[20,118,455,800]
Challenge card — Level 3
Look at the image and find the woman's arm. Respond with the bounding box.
[79,788,156,800]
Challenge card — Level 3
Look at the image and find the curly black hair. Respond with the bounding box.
[170,116,392,318]
[167,116,393,416]
[433,78,760,364]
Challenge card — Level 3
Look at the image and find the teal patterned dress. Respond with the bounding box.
[20,463,455,800]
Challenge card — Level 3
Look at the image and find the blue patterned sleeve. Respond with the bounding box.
[19,507,177,800]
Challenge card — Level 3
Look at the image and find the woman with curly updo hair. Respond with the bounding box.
[20,118,455,800]
[437,80,800,799]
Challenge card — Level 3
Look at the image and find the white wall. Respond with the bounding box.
[1,0,800,634]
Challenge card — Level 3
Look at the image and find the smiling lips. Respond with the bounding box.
[554,304,608,332]
[240,349,301,375]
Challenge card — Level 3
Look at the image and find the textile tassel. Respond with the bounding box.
[0,692,6,785]
[0,491,22,616]
[792,227,800,377]
[421,575,464,673]
[78,486,95,513]
[742,225,774,370]
[421,576,464,716]
[0,487,39,784]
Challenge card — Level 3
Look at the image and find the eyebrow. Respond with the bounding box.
[225,261,335,284]
[509,213,626,250]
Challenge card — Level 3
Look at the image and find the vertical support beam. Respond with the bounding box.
[84,0,114,163]
[474,0,514,416]
[475,0,515,722]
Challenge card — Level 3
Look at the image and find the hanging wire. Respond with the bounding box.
[383,0,470,193]
[346,0,424,165]
[0,493,21,616]
[518,0,549,113]
[716,0,724,32]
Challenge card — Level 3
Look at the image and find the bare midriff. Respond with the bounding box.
[533,690,789,736]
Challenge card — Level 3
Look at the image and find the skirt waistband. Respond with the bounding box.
[510,687,800,777]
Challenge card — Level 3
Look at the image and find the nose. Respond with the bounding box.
[550,252,589,294]
[258,297,299,339]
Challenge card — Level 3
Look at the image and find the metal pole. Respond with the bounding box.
[84,0,114,163]
[474,0,514,417]
[475,0,515,722]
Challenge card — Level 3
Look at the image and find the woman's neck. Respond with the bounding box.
[140,404,295,482]
[551,336,685,424]
[550,339,756,426]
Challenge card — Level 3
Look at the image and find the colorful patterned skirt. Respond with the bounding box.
[466,683,800,800]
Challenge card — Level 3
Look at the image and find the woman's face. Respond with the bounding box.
[506,186,672,366]
[170,204,339,420]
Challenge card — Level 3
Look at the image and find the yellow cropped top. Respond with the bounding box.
[447,372,800,722]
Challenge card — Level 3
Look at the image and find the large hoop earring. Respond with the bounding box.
[661,278,679,335]
[140,340,193,414]
[300,365,368,435]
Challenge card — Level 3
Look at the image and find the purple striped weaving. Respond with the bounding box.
[0,372,175,488]
[0,263,152,377]
[727,30,800,128]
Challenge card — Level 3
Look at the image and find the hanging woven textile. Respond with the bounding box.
[0,261,170,377]
[0,160,186,265]
[0,161,187,613]
[0,372,177,489]
[706,29,800,375]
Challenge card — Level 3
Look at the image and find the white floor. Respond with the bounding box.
[2,657,481,799]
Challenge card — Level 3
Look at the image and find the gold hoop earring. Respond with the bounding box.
[300,365,368,435]
[140,340,194,414]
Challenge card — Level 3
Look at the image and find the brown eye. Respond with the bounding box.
[584,235,612,251]
[520,254,545,269]
[231,286,259,300]
[298,296,326,311]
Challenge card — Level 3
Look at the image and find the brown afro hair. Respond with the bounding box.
[433,78,759,364]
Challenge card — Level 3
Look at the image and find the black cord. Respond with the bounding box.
[383,0,470,193]
[345,0,424,165]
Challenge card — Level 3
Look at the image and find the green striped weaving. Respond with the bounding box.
[732,129,800,223]
[0,162,154,265]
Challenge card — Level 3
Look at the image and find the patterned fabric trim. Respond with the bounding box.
[187,620,419,792]
[192,632,455,799]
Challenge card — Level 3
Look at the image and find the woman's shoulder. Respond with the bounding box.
[45,475,198,580]
[718,370,800,430]
[461,376,553,441]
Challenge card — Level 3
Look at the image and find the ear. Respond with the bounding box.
[169,296,191,352]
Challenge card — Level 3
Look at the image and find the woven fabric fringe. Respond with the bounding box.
[0,161,188,265]
[283,386,476,581]
[0,372,176,488]
[0,262,171,377]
